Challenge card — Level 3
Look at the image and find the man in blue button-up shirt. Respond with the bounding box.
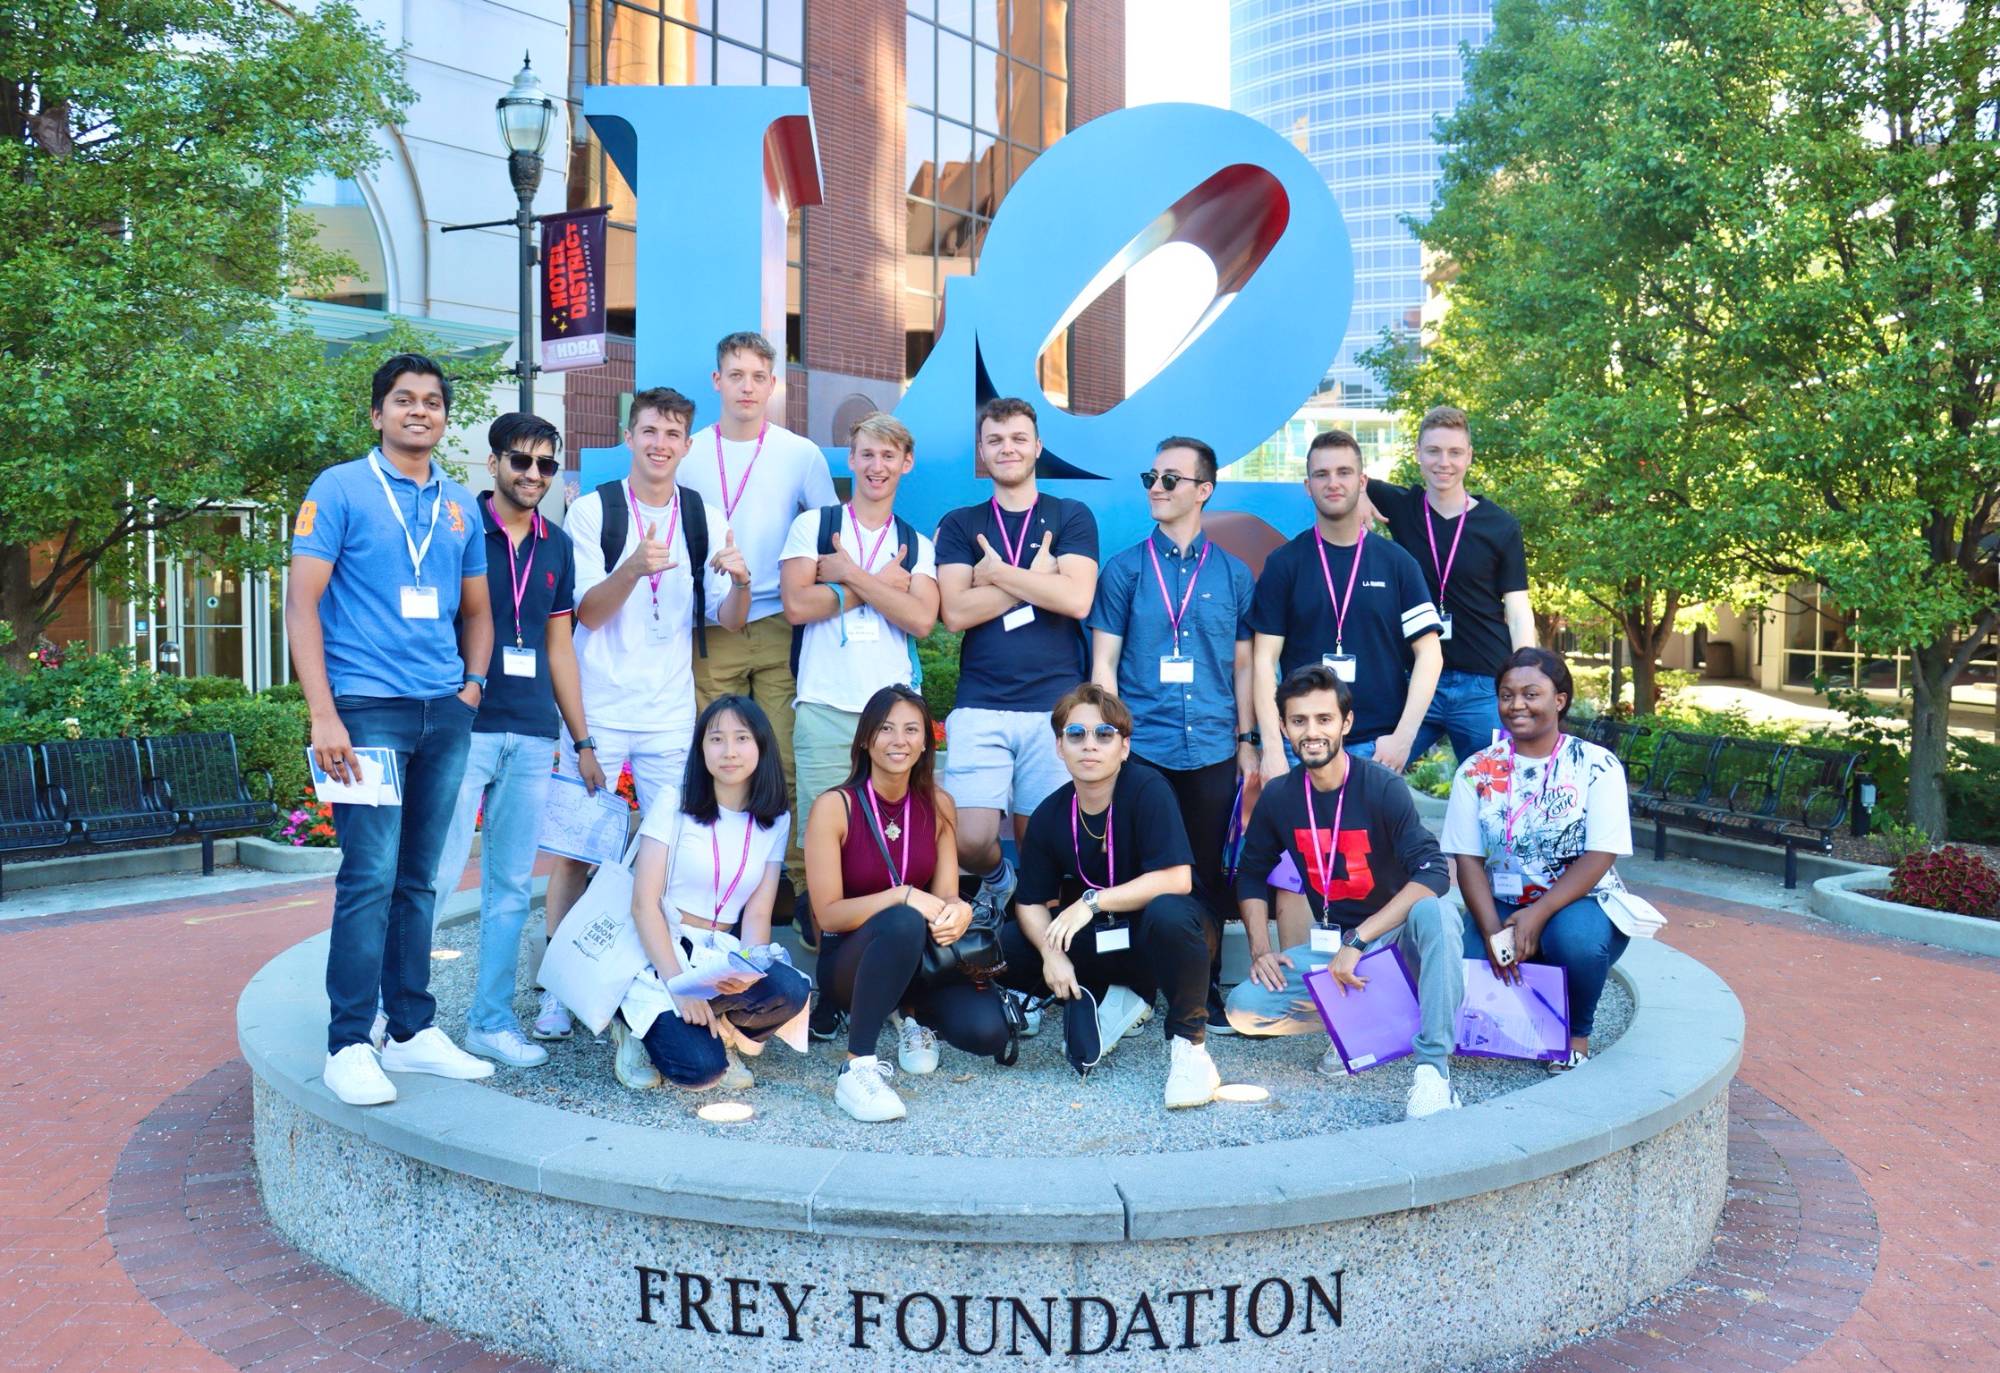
[1088,436,1257,1028]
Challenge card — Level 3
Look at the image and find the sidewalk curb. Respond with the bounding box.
[1810,868,2000,956]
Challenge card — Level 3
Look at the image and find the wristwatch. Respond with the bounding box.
[573,735,598,752]
[462,673,488,692]
[1237,729,1260,746]
[1082,887,1102,918]
[1343,927,1368,951]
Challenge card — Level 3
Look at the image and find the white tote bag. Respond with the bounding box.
[537,828,658,1035]
[1598,885,1668,940]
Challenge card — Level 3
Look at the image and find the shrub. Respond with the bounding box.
[183,675,249,705]
[0,647,192,743]
[1405,742,1456,799]
[1888,844,2000,919]
[916,628,961,724]
[186,696,310,804]
[1945,736,2000,845]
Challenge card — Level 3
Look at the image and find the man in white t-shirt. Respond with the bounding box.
[779,412,941,870]
[534,386,751,1039]
[680,330,837,902]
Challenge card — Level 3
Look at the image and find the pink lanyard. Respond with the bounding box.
[846,505,895,573]
[989,497,1038,566]
[1145,536,1211,655]
[625,483,680,613]
[715,423,768,519]
[1312,527,1367,653]
[1423,500,1468,606]
[1070,796,1115,891]
[710,813,754,923]
[864,781,910,884]
[1302,767,1349,913]
[490,497,540,648]
[1502,735,1565,847]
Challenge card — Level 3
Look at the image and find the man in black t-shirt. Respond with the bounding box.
[1248,429,1442,775]
[998,684,1222,1109]
[934,397,1100,924]
[1226,665,1468,1120]
[1364,405,1533,761]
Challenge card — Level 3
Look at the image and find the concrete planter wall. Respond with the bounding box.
[1810,868,2000,957]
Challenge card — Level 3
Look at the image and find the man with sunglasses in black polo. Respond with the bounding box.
[1087,437,1258,1031]
[422,413,604,1069]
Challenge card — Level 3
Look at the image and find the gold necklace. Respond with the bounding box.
[1077,808,1107,842]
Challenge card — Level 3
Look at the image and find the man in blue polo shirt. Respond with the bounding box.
[287,353,498,1107]
[422,413,603,1070]
[1249,428,1442,776]
[1088,436,1256,1028]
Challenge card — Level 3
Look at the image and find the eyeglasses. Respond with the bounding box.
[1139,470,1206,492]
[502,451,561,477]
[1061,723,1123,743]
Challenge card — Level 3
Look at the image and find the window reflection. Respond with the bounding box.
[905,1,1070,396]
[292,174,388,311]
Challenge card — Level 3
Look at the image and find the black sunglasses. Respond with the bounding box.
[1139,470,1206,492]
[1061,723,1124,743]
[502,451,561,477]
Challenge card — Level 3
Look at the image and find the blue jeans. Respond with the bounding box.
[1479,895,1630,1037]
[1412,668,1504,763]
[326,694,475,1053]
[640,963,812,1088]
[428,731,557,1035]
[1223,896,1466,1071]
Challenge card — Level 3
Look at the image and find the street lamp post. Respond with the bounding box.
[495,54,556,414]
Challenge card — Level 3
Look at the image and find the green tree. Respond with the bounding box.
[0,2,497,668]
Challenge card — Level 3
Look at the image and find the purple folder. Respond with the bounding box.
[1455,959,1570,1062]
[1268,851,1305,894]
[1304,946,1421,1074]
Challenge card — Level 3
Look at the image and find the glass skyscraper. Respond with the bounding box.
[1230,0,1492,412]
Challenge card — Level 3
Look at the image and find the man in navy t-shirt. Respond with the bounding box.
[934,397,1100,922]
[1247,428,1442,775]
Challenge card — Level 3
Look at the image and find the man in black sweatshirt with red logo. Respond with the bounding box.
[1225,664,1468,1119]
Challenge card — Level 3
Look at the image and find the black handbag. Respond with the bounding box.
[852,788,1007,987]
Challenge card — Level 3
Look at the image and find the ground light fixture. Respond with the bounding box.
[697,1102,756,1124]
[1214,1083,1271,1103]
[430,948,463,961]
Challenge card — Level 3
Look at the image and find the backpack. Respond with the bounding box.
[788,504,921,682]
[596,480,709,658]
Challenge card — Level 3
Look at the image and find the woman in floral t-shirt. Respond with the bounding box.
[1441,648,1653,1070]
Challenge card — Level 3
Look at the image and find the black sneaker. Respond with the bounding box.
[808,990,846,1042]
[795,890,820,952]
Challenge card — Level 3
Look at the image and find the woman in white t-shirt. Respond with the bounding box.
[1440,648,1661,1071]
[612,695,811,1093]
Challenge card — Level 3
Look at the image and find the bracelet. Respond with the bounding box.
[463,672,488,691]
[832,585,848,647]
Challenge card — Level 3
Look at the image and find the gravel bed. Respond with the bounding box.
[426,923,1632,1158]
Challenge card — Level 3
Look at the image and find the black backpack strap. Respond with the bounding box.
[682,486,710,659]
[789,505,844,680]
[594,481,626,575]
[895,516,918,569]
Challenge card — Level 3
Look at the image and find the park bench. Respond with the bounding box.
[145,733,278,874]
[1576,717,1651,772]
[1622,729,1867,888]
[0,744,71,897]
[38,738,180,854]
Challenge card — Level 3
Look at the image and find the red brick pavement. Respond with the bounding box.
[0,871,1991,1372]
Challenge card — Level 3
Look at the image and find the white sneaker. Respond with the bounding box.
[718,1046,754,1093]
[465,1027,549,1068]
[610,1018,662,1090]
[835,1056,906,1123]
[531,990,573,1041]
[1546,1048,1589,1073]
[1164,1036,1221,1109]
[379,1026,496,1080]
[324,1044,396,1106]
[1316,1046,1348,1078]
[1096,984,1153,1050]
[368,1010,388,1050]
[977,859,1018,920]
[1405,1063,1463,1120]
[895,1014,940,1075]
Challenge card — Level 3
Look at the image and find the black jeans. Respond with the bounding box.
[820,904,1012,1060]
[1131,753,1240,930]
[998,893,1218,1043]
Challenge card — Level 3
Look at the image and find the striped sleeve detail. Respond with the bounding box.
[1400,600,1442,639]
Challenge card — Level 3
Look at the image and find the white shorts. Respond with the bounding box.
[936,707,1070,817]
[557,723,688,818]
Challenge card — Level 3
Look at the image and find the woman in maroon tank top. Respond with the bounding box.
[805,685,1013,1122]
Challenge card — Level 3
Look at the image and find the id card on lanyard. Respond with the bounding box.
[494,497,541,675]
[992,498,1039,631]
[1494,736,1563,900]
[1303,767,1349,952]
[627,483,681,643]
[844,505,894,643]
[1146,536,1210,684]
[1314,528,1365,682]
[368,451,443,619]
[1425,500,1468,642]
[1071,796,1128,952]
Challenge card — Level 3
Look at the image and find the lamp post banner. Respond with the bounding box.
[539,208,607,372]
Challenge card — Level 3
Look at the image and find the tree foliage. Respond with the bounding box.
[1378,0,2000,834]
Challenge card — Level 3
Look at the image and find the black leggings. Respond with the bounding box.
[821,903,1011,1060]
[998,893,1218,1042]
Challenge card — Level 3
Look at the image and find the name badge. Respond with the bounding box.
[502,646,537,677]
[1095,923,1131,953]
[845,608,882,643]
[1322,652,1358,683]
[646,608,675,643]
[1002,604,1036,632]
[400,585,440,620]
[1437,612,1454,641]
[1310,925,1341,955]
[1490,856,1526,901]
[1159,655,1195,684]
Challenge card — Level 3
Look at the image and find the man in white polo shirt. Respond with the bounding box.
[681,330,836,906]
[533,386,750,1039]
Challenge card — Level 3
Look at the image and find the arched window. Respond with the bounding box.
[291,174,389,311]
